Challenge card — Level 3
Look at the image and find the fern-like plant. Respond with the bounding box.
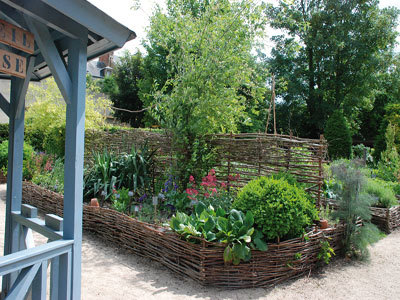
[331,162,381,259]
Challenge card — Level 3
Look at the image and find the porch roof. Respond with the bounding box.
[0,0,136,81]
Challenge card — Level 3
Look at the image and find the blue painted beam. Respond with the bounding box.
[0,92,10,117]
[25,16,72,104]
[0,0,87,40]
[41,0,136,47]
[62,35,87,300]
[15,56,35,119]
[32,260,47,300]
[12,211,63,241]
[6,262,41,299]
[0,240,73,276]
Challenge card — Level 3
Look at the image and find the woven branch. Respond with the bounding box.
[23,181,344,289]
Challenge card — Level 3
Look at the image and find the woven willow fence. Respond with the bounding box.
[85,129,328,206]
[22,181,345,288]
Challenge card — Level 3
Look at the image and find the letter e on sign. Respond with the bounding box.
[0,49,26,78]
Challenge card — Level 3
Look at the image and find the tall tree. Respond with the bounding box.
[144,0,266,183]
[101,51,145,127]
[267,0,399,138]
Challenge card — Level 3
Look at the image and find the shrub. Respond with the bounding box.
[324,110,352,160]
[365,178,398,208]
[0,140,35,179]
[331,162,381,259]
[233,176,318,241]
[43,125,66,157]
[0,123,8,143]
[376,123,400,182]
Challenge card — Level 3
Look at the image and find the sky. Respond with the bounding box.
[88,0,400,56]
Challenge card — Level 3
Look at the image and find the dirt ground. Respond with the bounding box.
[1,184,400,300]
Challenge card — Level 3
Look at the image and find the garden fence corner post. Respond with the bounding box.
[62,34,88,300]
[317,134,324,208]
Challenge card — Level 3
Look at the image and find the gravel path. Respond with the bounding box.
[1,184,399,299]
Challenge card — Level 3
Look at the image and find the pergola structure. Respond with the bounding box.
[0,1,135,299]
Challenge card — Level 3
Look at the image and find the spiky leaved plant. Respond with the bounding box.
[331,161,381,259]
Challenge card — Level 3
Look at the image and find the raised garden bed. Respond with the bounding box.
[370,200,400,233]
[22,181,345,289]
[324,197,400,234]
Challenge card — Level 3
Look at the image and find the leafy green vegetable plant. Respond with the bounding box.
[169,202,268,265]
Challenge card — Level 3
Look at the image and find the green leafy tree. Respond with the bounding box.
[101,51,145,127]
[324,110,352,160]
[266,0,399,137]
[25,77,111,155]
[145,0,266,183]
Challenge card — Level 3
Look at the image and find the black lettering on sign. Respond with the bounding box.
[3,54,10,69]
[0,49,26,78]
[0,19,34,54]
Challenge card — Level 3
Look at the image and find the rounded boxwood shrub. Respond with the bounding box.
[232,176,318,241]
[325,110,352,160]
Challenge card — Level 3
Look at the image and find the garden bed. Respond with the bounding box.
[324,197,400,234]
[22,181,345,288]
[370,203,400,233]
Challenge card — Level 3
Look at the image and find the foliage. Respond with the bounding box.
[270,171,302,188]
[115,143,157,194]
[374,103,400,161]
[185,169,238,212]
[43,125,65,157]
[144,0,267,184]
[325,111,352,160]
[31,158,64,194]
[330,162,381,259]
[351,144,373,166]
[25,78,111,153]
[170,202,268,265]
[84,149,117,205]
[266,0,399,137]
[158,175,191,213]
[365,178,398,208]
[376,122,400,182]
[84,143,156,205]
[100,51,145,127]
[111,188,131,213]
[319,205,338,225]
[0,123,8,143]
[233,176,318,241]
[317,240,335,265]
[0,140,35,180]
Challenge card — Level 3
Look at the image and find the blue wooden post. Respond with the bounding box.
[61,35,87,300]
[2,77,25,292]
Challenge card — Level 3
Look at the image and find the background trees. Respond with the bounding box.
[99,0,399,162]
[266,0,399,139]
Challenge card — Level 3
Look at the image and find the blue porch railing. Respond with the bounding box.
[1,204,72,299]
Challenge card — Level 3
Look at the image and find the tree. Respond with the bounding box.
[266,0,399,138]
[324,110,352,159]
[145,0,266,183]
[101,51,145,127]
[25,77,111,156]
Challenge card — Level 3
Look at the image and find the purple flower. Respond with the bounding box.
[138,193,147,203]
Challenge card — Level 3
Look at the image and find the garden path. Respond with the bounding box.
[0,184,399,300]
